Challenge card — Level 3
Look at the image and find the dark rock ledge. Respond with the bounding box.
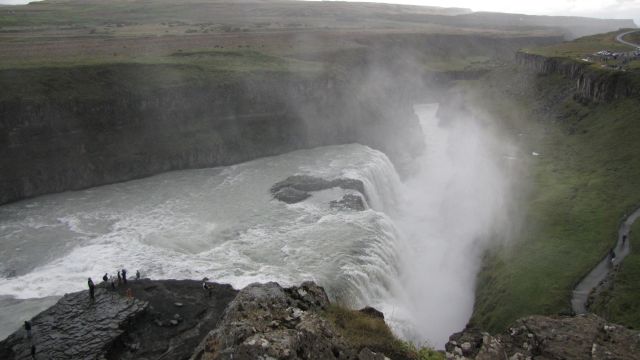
[271,175,367,210]
[0,279,238,360]
[0,280,391,360]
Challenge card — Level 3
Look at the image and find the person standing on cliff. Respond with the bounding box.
[102,273,108,283]
[136,270,140,280]
[88,278,95,301]
[24,320,32,339]
[122,269,127,284]
[117,270,121,285]
[202,279,212,298]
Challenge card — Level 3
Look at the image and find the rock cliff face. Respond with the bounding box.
[0,33,563,205]
[515,52,640,102]
[0,68,424,205]
[445,314,640,360]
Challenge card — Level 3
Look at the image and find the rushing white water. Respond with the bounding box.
[0,144,401,303]
[0,104,515,347]
[384,104,515,348]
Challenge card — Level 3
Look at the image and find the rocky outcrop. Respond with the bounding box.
[516,51,640,102]
[271,175,367,206]
[0,279,238,360]
[445,314,640,359]
[191,281,360,360]
[0,280,395,360]
[0,287,148,359]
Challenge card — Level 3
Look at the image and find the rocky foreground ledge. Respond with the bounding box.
[3,280,640,360]
[445,314,640,360]
[0,280,393,360]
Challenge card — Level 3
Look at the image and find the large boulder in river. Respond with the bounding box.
[271,175,366,204]
[445,314,640,359]
[273,187,311,204]
[191,281,359,360]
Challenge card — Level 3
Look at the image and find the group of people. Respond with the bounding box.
[87,268,141,301]
[24,270,217,358]
[22,269,141,358]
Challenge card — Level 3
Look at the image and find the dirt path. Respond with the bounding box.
[616,29,640,48]
[571,208,640,314]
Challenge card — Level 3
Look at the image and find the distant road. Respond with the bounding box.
[616,29,640,48]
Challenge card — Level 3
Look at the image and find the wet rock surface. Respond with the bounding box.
[193,281,367,360]
[271,175,367,205]
[446,314,640,360]
[0,287,148,359]
[0,279,237,360]
[330,194,366,211]
[273,187,312,204]
[1,279,394,360]
[108,279,237,360]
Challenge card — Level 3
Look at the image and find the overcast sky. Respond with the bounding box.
[1,0,638,25]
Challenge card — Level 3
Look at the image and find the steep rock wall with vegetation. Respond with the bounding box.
[516,51,640,102]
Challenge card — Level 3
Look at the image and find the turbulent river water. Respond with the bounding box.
[0,104,514,348]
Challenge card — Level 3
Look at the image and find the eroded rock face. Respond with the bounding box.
[445,314,640,360]
[271,175,367,207]
[0,288,147,359]
[192,281,357,360]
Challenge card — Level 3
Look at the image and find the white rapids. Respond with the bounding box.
[0,104,515,348]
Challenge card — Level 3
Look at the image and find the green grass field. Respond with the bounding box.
[466,67,640,332]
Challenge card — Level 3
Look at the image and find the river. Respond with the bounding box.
[0,104,516,348]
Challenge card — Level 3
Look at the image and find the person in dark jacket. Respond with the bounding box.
[121,269,127,284]
[88,278,95,301]
[102,273,108,283]
[24,320,32,339]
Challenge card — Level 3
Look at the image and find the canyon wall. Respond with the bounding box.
[516,52,640,102]
[0,34,561,205]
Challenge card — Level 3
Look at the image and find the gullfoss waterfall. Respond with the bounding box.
[0,105,517,348]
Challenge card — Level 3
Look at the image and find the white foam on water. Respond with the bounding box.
[0,144,403,313]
